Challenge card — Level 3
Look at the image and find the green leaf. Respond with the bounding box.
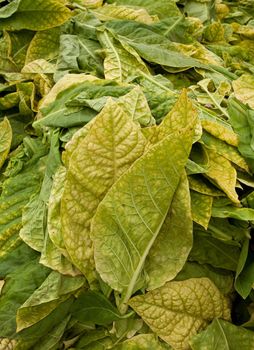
[61,99,147,281]
[184,0,216,23]
[232,74,254,109]
[16,271,85,332]
[32,316,71,350]
[34,77,101,129]
[191,190,213,229]
[0,117,12,170]
[55,33,103,81]
[91,105,196,303]
[105,21,208,70]
[71,291,123,325]
[19,131,61,252]
[190,319,254,350]
[190,229,241,271]
[235,240,254,299]
[0,0,72,31]
[129,278,230,350]
[0,244,50,338]
[228,98,254,172]
[145,172,193,290]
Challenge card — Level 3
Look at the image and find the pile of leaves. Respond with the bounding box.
[1,0,254,348]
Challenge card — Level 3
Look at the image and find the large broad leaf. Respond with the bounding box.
[190,319,254,350]
[61,99,147,281]
[0,0,72,31]
[91,105,196,303]
[105,20,208,70]
[0,117,12,170]
[16,271,85,332]
[232,74,254,109]
[129,278,230,350]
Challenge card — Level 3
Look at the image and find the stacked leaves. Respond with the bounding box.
[1,0,254,349]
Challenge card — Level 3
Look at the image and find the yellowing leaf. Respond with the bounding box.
[145,172,193,290]
[61,99,147,281]
[233,74,254,109]
[0,338,17,349]
[0,0,72,31]
[202,131,249,172]
[16,272,85,332]
[158,89,198,139]
[206,149,239,204]
[0,118,12,170]
[83,0,103,8]
[118,86,155,126]
[188,175,224,197]
[191,190,213,229]
[98,31,149,83]
[48,166,68,254]
[26,27,60,64]
[0,281,4,295]
[91,118,196,303]
[201,118,238,147]
[129,278,231,350]
[94,4,156,24]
